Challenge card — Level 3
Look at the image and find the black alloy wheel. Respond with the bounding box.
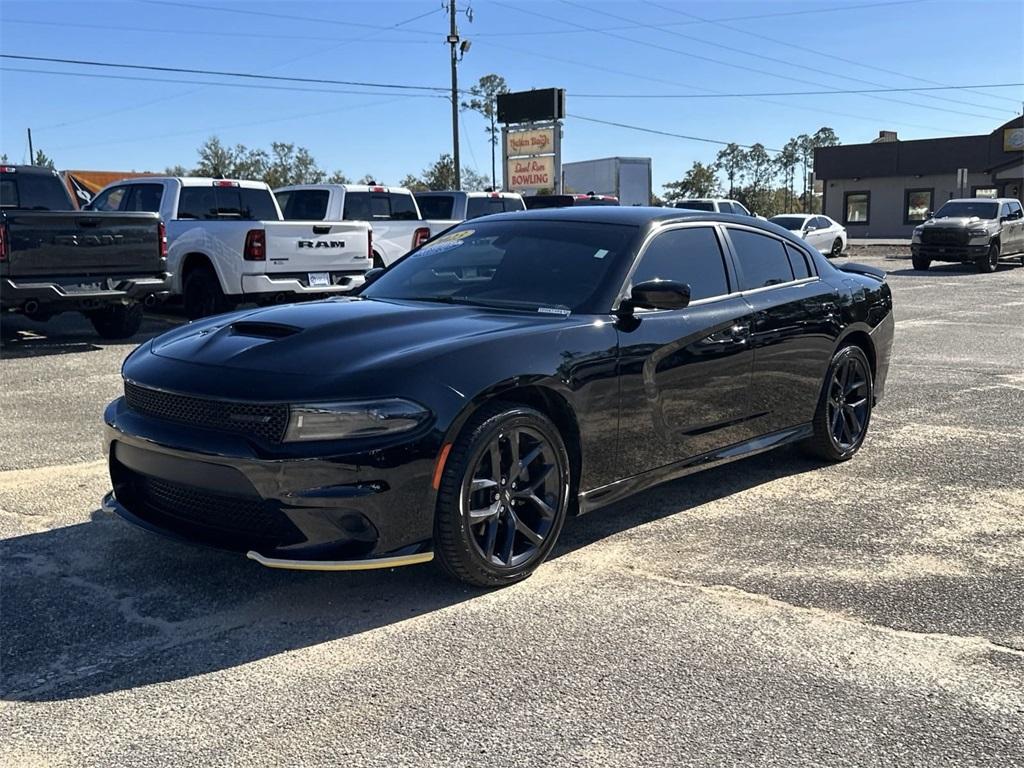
[976,242,999,273]
[435,403,571,587]
[830,238,844,258]
[803,345,873,461]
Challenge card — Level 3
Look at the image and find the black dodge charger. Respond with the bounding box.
[103,207,894,587]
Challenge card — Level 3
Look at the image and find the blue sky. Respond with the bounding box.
[1,0,1022,192]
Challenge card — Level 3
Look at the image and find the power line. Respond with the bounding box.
[549,0,1006,121]
[0,53,451,93]
[136,0,442,36]
[644,0,1022,109]
[567,114,784,153]
[572,83,1024,99]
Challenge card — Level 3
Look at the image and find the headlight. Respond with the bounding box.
[912,226,924,237]
[967,228,989,238]
[284,399,429,442]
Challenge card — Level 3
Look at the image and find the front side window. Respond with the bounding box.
[631,227,730,302]
[904,188,932,223]
[1009,201,1023,219]
[844,192,870,224]
[91,186,127,212]
[363,221,637,314]
[729,229,794,290]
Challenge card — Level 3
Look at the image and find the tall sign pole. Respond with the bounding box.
[447,1,461,190]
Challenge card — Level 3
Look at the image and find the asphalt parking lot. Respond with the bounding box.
[2,252,1022,767]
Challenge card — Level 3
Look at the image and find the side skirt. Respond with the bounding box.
[576,423,813,515]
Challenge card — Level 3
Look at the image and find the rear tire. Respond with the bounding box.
[976,242,999,273]
[183,266,230,319]
[87,303,143,340]
[911,254,931,271]
[802,345,873,462]
[372,251,385,270]
[434,401,571,588]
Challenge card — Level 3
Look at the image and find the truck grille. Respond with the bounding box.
[124,381,289,442]
[921,229,968,246]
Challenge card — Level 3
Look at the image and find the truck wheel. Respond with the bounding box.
[975,242,999,274]
[183,266,229,319]
[911,254,930,271]
[87,303,143,340]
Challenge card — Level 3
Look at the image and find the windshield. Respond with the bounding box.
[770,216,809,230]
[934,201,998,219]
[675,201,715,212]
[362,220,638,314]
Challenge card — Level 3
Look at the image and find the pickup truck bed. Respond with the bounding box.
[1,165,169,338]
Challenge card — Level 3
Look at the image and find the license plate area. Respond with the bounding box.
[308,272,330,287]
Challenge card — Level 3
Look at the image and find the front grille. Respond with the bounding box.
[921,228,968,246]
[125,381,289,442]
[126,473,304,548]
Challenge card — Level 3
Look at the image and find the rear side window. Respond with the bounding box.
[632,227,730,302]
[729,229,794,290]
[4,172,74,211]
[814,216,831,229]
[279,189,329,220]
[784,243,812,279]
[177,186,278,220]
[124,184,163,213]
[415,195,455,219]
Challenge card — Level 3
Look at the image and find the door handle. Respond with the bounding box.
[312,225,331,235]
[729,324,750,339]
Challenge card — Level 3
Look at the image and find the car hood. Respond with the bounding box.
[150,297,568,376]
[921,217,992,228]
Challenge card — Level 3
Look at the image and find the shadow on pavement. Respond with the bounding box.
[0,312,182,359]
[0,447,821,703]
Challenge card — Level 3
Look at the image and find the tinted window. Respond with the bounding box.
[785,243,812,280]
[5,172,75,211]
[280,189,329,220]
[125,184,163,212]
[632,227,730,302]
[467,197,507,219]
[343,191,418,221]
[177,186,215,219]
[674,201,715,212]
[177,186,278,220]
[0,178,18,208]
[770,216,808,230]
[524,195,574,209]
[729,229,794,290]
[733,202,752,217]
[503,197,526,212]
[91,186,128,212]
[814,216,831,229]
[415,195,455,219]
[718,202,736,214]
[1010,201,1023,218]
[238,187,279,220]
[364,221,636,313]
[389,193,418,220]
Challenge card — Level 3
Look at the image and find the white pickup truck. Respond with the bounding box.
[88,177,371,318]
[414,190,526,233]
[274,183,431,267]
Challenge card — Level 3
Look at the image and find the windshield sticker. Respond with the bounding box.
[435,229,474,243]
[415,240,464,257]
[537,306,571,316]
[593,249,609,259]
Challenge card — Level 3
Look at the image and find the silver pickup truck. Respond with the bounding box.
[911,197,1024,272]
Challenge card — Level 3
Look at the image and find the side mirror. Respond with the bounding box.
[926,210,934,219]
[803,224,816,233]
[362,267,385,285]
[621,280,691,313]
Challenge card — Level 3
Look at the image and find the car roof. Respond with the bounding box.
[945,197,1014,204]
[474,205,785,230]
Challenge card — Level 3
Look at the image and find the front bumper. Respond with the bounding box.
[911,242,988,262]
[1,274,170,313]
[103,397,439,566]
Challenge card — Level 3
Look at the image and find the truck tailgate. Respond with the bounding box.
[263,221,370,273]
[3,211,163,278]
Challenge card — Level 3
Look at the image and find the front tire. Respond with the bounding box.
[830,238,844,258]
[911,254,931,271]
[976,241,999,273]
[803,345,873,462]
[87,303,143,340]
[434,402,571,588]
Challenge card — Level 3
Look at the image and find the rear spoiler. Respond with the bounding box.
[837,262,886,280]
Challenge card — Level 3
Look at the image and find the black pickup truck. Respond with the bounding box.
[1,165,169,338]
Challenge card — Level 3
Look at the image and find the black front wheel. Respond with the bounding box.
[803,345,873,462]
[87,303,143,340]
[976,242,999,273]
[434,402,571,587]
[911,254,931,271]
[830,238,844,258]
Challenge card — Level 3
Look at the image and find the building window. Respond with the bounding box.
[972,186,998,199]
[844,191,870,225]
[904,188,933,224]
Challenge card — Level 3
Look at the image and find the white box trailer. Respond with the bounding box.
[561,157,652,207]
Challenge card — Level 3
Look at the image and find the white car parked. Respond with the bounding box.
[769,214,847,257]
[87,177,371,318]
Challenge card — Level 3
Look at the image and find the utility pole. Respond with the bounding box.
[447,1,461,190]
[27,128,34,164]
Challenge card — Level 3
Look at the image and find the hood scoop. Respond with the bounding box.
[230,321,302,339]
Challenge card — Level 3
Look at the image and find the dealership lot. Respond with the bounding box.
[2,252,1022,766]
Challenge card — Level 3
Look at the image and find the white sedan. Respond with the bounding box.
[769,214,847,257]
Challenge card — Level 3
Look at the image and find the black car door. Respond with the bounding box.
[723,226,839,433]
[616,224,758,478]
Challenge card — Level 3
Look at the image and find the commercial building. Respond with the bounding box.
[815,116,1024,238]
